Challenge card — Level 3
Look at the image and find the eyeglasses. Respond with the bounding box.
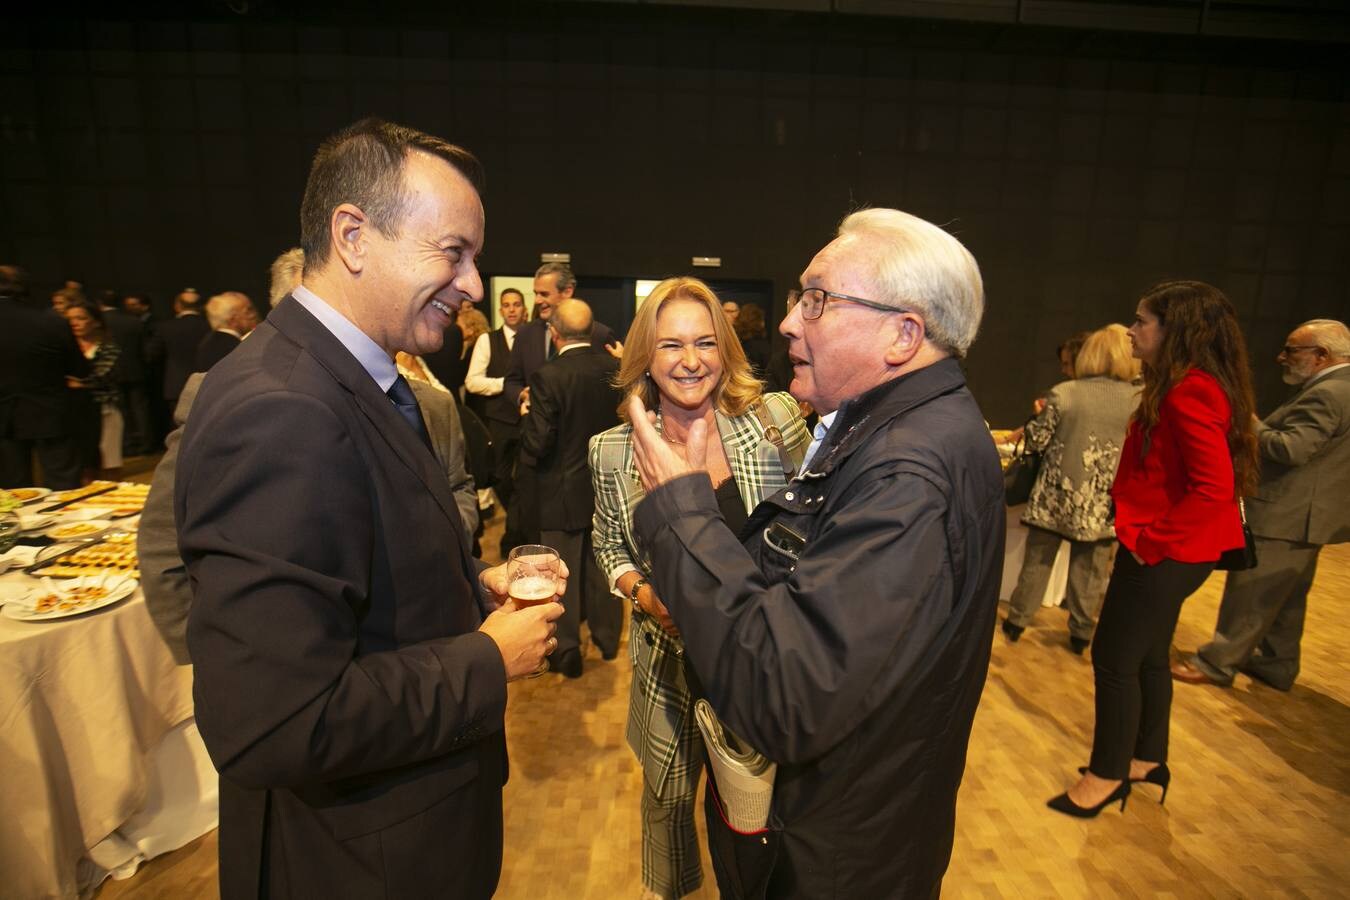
[788,288,905,321]
[1280,345,1322,356]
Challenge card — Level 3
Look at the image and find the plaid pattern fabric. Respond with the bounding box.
[588,392,809,896]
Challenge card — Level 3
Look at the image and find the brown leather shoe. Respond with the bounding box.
[1170,659,1224,686]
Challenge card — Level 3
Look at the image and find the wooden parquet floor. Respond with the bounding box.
[99,508,1350,899]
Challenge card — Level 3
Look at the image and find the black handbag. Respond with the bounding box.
[1003,428,1042,507]
[1215,498,1258,571]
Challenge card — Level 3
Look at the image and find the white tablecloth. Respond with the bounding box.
[0,577,216,899]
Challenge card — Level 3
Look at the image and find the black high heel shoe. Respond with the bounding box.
[1001,619,1024,642]
[1047,781,1130,818]
[1077,763,1171,805]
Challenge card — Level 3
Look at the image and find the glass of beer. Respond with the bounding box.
[507,544,561,677]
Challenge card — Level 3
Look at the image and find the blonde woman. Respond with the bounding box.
[1003,323,1141,651]
[589,277,809,899]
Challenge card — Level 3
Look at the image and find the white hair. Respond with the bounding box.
[205,291,252,330]
[1298,319,1350,360]
[836,208,984,357]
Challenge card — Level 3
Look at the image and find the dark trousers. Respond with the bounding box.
[1194,536,1320,690]
[0,436,84,490]
[1089,550,1214,780]
[120,381,153,455]
[540,527,623,658]
[505,463,540,552]
[487,419,520,505]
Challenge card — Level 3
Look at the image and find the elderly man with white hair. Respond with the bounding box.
[194,290,258,372]
[625,208,1005,898]
[1173,318,1350,691]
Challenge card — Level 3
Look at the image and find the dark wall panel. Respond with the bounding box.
[1,7,1348,423]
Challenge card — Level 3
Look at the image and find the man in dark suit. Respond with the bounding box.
[194,291,258,372]
[0,265,87,489]
[175,118,562,900]
[519,300,624,676]
[152,288,210,413]
[502,263,616,548]
[1174,318,1350,691]
[98,291,153,455]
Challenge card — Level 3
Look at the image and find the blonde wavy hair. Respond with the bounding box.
[1075,323,1140,383]
[617,276,762,422]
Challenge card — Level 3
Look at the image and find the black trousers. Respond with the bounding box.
[1089,549,1214,780]
[0,435,83,490]
[486,419,519,505]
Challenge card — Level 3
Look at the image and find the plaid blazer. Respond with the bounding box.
[587,391,810,797]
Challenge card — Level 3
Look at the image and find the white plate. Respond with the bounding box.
[3,574,139,621]
[44,519,113,542]
[18,512,57,532]
[6,487,51,504]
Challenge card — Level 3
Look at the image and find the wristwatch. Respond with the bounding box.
[628,577,648,614]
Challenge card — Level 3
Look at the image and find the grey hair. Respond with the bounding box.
[836,208,984,357]
[534,262,576,292]
[1298,319,1350,360]
[205,291,252,330]
[269,247,304,308]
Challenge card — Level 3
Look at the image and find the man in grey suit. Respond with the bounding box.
[1173,318,1350,691]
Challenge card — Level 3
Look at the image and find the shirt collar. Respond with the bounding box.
[292,285,398,392]
[801,410,838,470]
[1307,362,1349,386]
[558,341,589,355]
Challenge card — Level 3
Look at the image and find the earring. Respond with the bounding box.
[646,371,652,378]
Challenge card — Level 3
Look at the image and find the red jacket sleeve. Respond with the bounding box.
[1133,374,1237,565]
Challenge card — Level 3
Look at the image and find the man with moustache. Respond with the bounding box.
[175,119,563,900]
[626,209,1004,897]
[1173,318,1350,691]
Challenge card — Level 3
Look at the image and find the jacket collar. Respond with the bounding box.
[799,357,969,479]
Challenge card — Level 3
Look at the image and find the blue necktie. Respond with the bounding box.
[387,375,432,452]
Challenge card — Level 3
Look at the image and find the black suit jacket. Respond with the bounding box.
[155,312,211,400]
[502,317,616,409]
[102,306,147,383]
[519,345,622,532]
[421,324,465,393]
[176,296,507,899]
[194,329,241,373]
[0,299,87,440]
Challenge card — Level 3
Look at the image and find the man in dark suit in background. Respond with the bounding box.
[152,288,210,414]
[0,265,88,489]
[519,299,624,676]
[175,118,562,900]
[503,263,616,548]
[194,291,258,372]
[98,290,153,455]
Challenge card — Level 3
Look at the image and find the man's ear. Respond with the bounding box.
[330,203,368,274]
[883,312,927,367]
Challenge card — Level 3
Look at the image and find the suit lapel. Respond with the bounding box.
[267,298,464,533]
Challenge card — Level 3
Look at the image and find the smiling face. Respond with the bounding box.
[532,273,572,321]
[356,151,484,357]
[650,298,723,415]
[780,234,904,414]
[1127,300,1164,367]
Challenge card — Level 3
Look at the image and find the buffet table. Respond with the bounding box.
[0,485,216,900]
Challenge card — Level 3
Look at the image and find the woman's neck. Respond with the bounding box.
[659,402,714,441]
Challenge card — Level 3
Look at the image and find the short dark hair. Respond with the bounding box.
[501,287,524,303]
[299,118,485,270]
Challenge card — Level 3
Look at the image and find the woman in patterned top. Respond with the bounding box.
[1002,324,1140,652]
[588,277,810,900]
[63,301,123,477]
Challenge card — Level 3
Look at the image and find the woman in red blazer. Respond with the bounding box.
[1049,280,1258,817]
